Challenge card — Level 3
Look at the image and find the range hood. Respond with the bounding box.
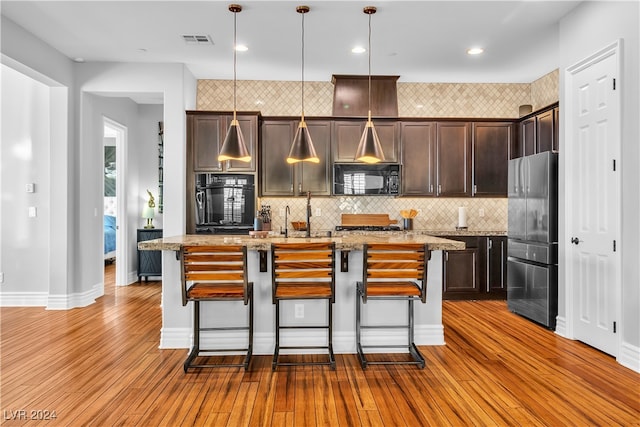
[331,74,399,117]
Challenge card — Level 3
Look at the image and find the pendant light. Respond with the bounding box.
[354,6,385,164]
[219,4,251,163]
[286,5,319,164]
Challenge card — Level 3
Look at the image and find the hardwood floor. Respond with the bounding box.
[1,263,638,426]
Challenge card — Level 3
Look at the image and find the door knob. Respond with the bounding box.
[571,237,581,245]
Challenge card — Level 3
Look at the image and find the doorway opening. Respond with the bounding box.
[103,118,128,287]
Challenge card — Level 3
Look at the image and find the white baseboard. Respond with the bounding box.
[160,324,445,355]
[0,282,102,309]
[618,341,640,373]
[47,282,102,310]
[554,315,567,337]
[159,327,192,349]
[0,292,49,307]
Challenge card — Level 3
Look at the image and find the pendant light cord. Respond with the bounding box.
[301,11,305,121]
[368,12,372,120]
[233,9,238,121]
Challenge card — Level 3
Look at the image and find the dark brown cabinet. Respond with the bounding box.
[331,120,399,163]
[400,121,436,196]
[482,236,507,297]
[260,119,331,196]
[520,117,536,157]
[187,112,258,172]
[443,235,507,300]
[472,122,512,197]
[536,109,555,153]
[443,237,480,298]
[436,122,472,197]
[515,104,559,158]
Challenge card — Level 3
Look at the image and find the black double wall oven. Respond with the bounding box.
[194,173,255,234]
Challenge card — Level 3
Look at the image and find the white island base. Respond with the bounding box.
[159,249,444,355]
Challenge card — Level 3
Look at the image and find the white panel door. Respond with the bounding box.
[566,45,620,356]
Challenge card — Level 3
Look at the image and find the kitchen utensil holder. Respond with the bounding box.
[403,218,413,230]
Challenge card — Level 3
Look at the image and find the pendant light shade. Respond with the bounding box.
[355,6,385,164]
[219,119,250,161]
[355,120,385,163]
[287,5,319,164]
[219,4,251,163]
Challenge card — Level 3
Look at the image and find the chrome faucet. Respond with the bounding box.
[306,191,312,238]
[284,205,291,238]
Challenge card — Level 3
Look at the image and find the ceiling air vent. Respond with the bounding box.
[182,35,213,45]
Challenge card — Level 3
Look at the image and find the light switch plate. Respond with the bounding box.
[0,272,4,284]
[26,183,35,193]
[28,207,37,217]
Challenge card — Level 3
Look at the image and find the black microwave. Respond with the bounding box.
[333,164,400,195]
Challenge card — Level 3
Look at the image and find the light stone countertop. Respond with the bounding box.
[138,232,468,252]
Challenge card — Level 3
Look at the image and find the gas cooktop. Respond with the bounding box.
[335,225,401,231]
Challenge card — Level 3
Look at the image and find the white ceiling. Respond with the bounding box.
[2,1,581,86]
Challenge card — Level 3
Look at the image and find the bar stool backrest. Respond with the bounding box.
[180,245,249,306]
[271,242,336,303]
[362,243,430,303]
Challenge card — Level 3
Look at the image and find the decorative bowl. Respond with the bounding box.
[291,221,307,231]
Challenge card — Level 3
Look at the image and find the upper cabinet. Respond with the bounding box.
[472,122,512,197]
[260,119,331,197]
[187,111,259,172]
[436,122,472,197]
[400,122,436,196]
[331,120,399,163]
[514,104,559,158]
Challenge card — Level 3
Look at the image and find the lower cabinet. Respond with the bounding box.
[443,235,507,300]
[137,229,162,282]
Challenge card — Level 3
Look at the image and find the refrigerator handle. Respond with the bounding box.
[486,238,491,292]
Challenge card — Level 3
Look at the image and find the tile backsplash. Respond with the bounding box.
[259,196,507,233]
[197,69,559,118]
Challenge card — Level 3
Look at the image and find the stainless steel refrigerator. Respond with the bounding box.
[507,151,558,329]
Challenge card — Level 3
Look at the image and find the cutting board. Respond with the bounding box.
[341,214,398,227]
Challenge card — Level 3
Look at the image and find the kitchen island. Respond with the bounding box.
[140,233,465,355]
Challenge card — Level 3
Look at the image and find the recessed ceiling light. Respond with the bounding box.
[467,47,484,55]
[235,44,248,52]
[351,46,366,54]
[74,57,85,63]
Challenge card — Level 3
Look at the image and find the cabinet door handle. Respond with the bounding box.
[290,183,294,192]
[445,251,448,262]
[486,239,491,292]
[298,182,302,193]
[474,184,477,194]
[430,184,434,193]
[438,184,442,195]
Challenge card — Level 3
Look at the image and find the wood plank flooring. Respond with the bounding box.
[1,263,638,426]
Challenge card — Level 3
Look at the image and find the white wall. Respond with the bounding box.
[137,104,165,230]
[0,65,51,302]
[75,62,196,340]
[558,1,640,367]
[1,15,75,307]
[82,93,143,289]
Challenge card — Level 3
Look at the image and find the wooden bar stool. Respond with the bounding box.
[271,242,336,370]
[356,243,431,369]
[180,245,253,372]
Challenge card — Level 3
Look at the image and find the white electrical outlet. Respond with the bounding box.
[28,207,37,217]
[479,208,485,217]
[0,272,4,284]
[279,208,285,217]
[315,208,322,217]
[294,304,304,319]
